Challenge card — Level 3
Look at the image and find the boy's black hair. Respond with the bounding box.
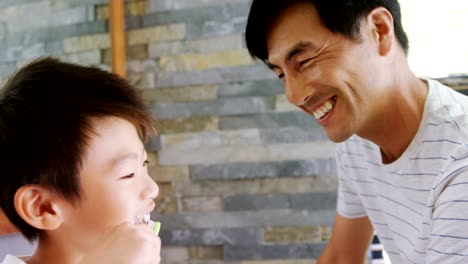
[0,57,156,241]
[245,0,409,62]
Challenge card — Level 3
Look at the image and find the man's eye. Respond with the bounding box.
[299,58,312,66]
[143,160,150,166]
[120,173,135,179]
[278,73,285,79]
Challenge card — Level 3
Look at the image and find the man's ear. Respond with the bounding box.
[14,185,65,231]
[367,6,395,56]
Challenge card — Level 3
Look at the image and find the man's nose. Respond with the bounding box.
[284,74,310,107]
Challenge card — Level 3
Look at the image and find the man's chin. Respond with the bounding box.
[325,130,353,143]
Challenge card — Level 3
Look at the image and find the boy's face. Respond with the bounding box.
[60,117,158,250]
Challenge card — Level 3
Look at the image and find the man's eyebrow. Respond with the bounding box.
[267,61,279,70]
[267,41,317,70]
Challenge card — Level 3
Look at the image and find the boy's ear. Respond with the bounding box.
[367,6,394,56]
[14,185,65,231]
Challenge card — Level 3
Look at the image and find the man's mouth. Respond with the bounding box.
[312,96,337,120]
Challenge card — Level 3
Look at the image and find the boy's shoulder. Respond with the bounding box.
[1,255,26,264]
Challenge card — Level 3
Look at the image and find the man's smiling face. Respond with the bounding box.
[266,2,384,142]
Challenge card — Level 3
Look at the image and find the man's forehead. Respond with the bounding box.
[266,2,323,62]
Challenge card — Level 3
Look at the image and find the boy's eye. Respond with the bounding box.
[277,73,284,79]
[143,160,150,166]
[120,173,135,179]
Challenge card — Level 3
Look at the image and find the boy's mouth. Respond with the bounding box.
[136,213,151,224]
[135,204,161,235]
[136,203,155,224]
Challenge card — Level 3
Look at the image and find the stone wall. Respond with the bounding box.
[0,1,467,263]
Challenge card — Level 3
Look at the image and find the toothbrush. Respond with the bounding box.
[148,220,161,235]
[138,214,161,235]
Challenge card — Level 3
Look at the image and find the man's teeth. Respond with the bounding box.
[313,100,334,119]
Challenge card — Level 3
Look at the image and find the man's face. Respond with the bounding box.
[266,2,383,142]
[61,116,158,251]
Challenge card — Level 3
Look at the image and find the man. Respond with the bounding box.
[245,0,468,263]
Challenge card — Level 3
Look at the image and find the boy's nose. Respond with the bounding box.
[143,174,159,200]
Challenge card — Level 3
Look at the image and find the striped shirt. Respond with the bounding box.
[337,79,468,263]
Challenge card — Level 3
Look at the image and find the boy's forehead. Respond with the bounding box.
[82,117,145,165]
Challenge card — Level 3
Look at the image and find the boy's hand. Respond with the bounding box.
[80,222,161,264]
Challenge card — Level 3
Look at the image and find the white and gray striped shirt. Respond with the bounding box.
[337,79,468,263]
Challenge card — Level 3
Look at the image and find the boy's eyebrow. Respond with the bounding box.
[111,153,139,167]
[267,41,316,70]
[111,147,146,167]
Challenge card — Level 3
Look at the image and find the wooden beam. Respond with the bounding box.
[110,0,126,77]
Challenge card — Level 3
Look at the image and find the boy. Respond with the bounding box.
[0,57,161,264]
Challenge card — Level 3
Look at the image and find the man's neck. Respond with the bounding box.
[359,75,429,164]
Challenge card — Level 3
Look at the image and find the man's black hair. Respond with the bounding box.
[245,0,409,62]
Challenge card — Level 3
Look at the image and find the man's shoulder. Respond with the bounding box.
[426,79,468,126]
[422,79,468,141]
